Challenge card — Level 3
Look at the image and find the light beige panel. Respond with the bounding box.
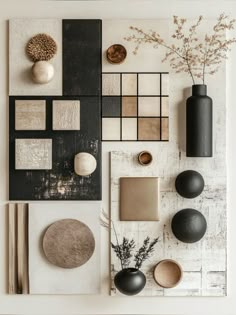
[53,100,80,130]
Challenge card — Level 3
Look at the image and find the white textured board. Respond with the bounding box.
[9,19,62,95]
[108,21,226,298]
[53,100,80,130]
[28,202,101,294]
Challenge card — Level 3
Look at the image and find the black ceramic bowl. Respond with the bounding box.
[175,170,205,198]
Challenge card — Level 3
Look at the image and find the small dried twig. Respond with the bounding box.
[125,13,236,84]
[134,237,159,269]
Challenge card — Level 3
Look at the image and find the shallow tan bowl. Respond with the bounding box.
[106,44,127,64]
[153,259,183,288]
[138,151,153,166]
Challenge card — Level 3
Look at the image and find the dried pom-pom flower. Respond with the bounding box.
[26,33,57,62]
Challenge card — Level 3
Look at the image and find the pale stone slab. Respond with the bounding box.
[139,73,160,95]
[122,73,137,95]
[138,97,160,116]
[102,73,120,96]
[15,100,46,130]
[53,100,80,130]
[102,118,120,140]
[122,118,137,140]
[9,19,62,96]
[15,139,52,170]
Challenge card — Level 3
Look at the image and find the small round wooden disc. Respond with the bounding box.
[106,44,127,64]
[43,219,95,269]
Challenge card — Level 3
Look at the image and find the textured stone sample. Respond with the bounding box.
[102,118,120,140]
[9,19,62,96]
[102,73,120,96]
[122,73,137,95]
[122,118,137,140]
[53,100,80,130]
[102,97,120,117]
[139,73,160,95]
[15,100,46,130]
[138,97,160,116]
[122,97,137,116]
[15,139,52,170]
[138,118,161,140]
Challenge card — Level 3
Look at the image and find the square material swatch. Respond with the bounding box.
[101,72,169,141]
[120,177,159,221]
[53,100,80,130]
[15,100,46,130]
[15,139,52,170]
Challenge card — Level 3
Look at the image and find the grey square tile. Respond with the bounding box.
[102,97,120,117]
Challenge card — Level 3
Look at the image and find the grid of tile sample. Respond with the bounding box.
[9,19,102,201]
[102,72,169,141]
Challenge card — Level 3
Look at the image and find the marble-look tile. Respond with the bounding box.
[102,118,120,140]
[138,97,160,117]
[161,118,169,140]
[122,73,137,95]
[122,118,137,140]
[15,139,52,170]
[53,100,80,130]
[138,118,160,140]
[138,73,160,95]
[15,100,46,130]
[102,97,120,117]
[102,73,120,96]
[122,97,137,116]
[162,97,169,116]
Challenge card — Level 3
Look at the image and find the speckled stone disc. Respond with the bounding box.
[43,219,95,269]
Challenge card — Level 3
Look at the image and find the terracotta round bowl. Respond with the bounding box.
[106,44,127,64]
[138,151,153,166]
[153,259,183,288]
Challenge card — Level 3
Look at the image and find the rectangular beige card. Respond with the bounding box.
[120,177,159,221]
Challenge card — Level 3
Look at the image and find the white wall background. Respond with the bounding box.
[0,0,236,314]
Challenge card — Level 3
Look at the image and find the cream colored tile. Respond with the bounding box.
[122,118,137,140]
[102,118,120,140]
[15,139,52,170]
[161,73,169,95]
[138,97,160,117]
[162,97,169,116]
[15,100,46,130]
[102,73,120,96]
[122,74,137,95]
[53,100,80,130]
[139,74,160,95]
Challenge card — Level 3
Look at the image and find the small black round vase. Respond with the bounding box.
[114,268,146,296]
[171,209,207,243]
[175,170,204,198]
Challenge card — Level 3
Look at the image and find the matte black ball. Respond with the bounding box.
[171,209,207,243]
[114,268,146,296]
[175,170,204,198]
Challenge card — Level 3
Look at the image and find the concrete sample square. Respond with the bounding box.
[102,97,120,117]
[122,97,137,116]
[122,74,137,95]
[102,118,120,140]
[138,73,160,95]
[15,139,52,170]
[120,177,159,221]
[138,97,160,117]
[53,100,80,130]
[138,118,161,140]
[122,118,137,140]
[15,100,46,130]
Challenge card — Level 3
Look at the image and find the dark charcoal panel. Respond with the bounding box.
[63,19,102,96]
[9,96,101,200]
[102,97,121,117]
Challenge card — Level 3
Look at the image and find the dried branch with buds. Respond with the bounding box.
[125,14,236,84]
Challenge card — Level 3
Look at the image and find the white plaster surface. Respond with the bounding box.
[9,18,62,95]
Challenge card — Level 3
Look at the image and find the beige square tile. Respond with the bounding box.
[138,97,160,117]
[138,118,160,140]
[15,139,52,170]
[122,97,137,116]
[53,100,80,130]
[122,118,137,140]
[162,97,169,116]
[161,74,169,95]
[15,100,46,130]
[122,74,137,95]
[138,74,160,95]
[102,118,120,140]
[161,118,169,140]
[102,73,120,96]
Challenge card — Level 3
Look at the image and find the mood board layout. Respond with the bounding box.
[8,18,227,297]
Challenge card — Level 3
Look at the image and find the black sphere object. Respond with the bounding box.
[175,170,205,198]
[114,268,146,296]
[171,209,207,243]
[186,85,212,157]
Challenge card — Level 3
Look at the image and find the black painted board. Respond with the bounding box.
[9,96,101,200]
[63,19,102,96]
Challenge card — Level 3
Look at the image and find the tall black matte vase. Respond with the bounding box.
[186,85,213,157]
